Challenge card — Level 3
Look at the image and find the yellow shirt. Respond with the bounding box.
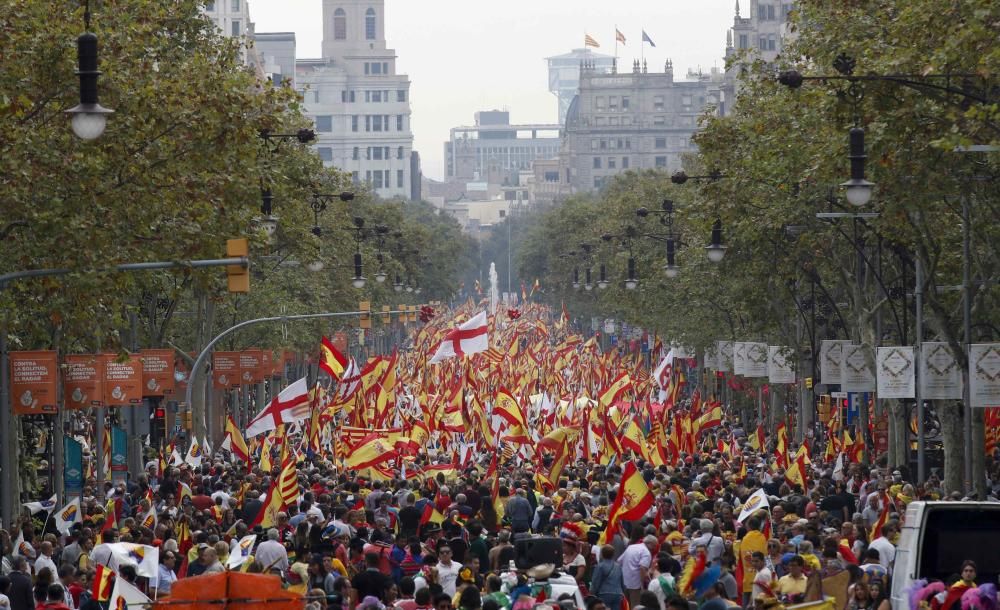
[738,531,769,592]
[776,574,808,597]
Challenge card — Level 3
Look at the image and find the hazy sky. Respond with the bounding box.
[249,0,738,180]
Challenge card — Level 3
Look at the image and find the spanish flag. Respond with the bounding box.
[494,386,526,428]
[420,493,446,530]
[251,483,285,529]
[869,492,891,542]
[749,424,765,452]
[599,462,653,544]
[598,371,632,407]
[222,415,250,465]
[92,564,115,602]
[345,434,397,470]
[775,423,789,469]
[784,452,808,491]
[319,336,348,379]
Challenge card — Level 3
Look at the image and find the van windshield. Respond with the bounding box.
[919,507,1000,583]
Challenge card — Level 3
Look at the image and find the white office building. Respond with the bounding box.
[295,0,415,199]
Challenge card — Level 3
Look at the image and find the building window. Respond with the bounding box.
[609,96,618,110]
[374,171,384,188]
[768,36,777,50]
[621,97,630,110]
[314,115,332,132]
[382,62,389,74]
[625,139,631,149]
[397,169,404,188]
[655,156,667,168]
[231,0,240,11]
[352,171,360,184]
[397,89,407,102]
[397,146,404,159]
[593,157,602,169]
[373,115,383,131]
[383,146,390,159]
[655,137,666,149]
[317,147,333,162]
[595,96,605,110]
[341,90,348,103]
[365,8,376,40]
[205,0,215,10]
[365,115,371,131]
[759,36,767,50]
[396,115,403,131]
[372,147,383,160]
[498,210,506,218]
[364,63,369,75]
[739,33,748,49]
[654,116,665,125]
[591,139,598,150]
[231,20,241,36]
[653,95,664,111]
[599,139,607,150]
[544,171,559,182]
[349,90,356,103]
[353,147,359,160]
[622,157,629,169]
[352,115,359,132]
[333,8,346,40]
[366,170,372,183]
[608,157,616,169]
[594,177,604,189]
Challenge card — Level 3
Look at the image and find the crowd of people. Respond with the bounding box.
[1,305,997,610]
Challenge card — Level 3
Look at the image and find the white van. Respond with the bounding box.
[890,502,1000,610]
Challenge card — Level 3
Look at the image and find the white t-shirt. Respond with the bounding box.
[752,566,774,599]
[436,561,462,596]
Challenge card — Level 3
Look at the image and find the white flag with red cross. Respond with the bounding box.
[429,311,489,364]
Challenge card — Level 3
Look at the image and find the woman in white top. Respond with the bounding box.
[563,537,587,582]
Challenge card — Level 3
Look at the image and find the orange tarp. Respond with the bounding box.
[154,572,302,610]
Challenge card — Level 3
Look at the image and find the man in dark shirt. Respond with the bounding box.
[7,557,34,610]
[397,494,422,539]
[352,552,391,603]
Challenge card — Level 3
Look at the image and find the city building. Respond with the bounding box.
[727,0,796,65]
[547,48,615,125]
[560,59,725,194]
[444,110,560,184]
[252,32,297,87]
[202,0,254,41]
[294,0,415,199]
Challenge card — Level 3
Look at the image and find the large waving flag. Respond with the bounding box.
[493,386,526,429]
[584,33,599,48]
[598,371,632,407]
[344,434,398,470]
[220,415,250,464]
[246,376,311,437]
[106,543,159,579]
[599,462,653,544]
[429,311,489,364]
[251,484,285,529]
[23,494,58,515]
[319,336,348,378]
[277,452,299,510]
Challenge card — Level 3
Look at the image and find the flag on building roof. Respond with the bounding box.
[615,28,626,44]
[642,29,656,47]
[584,34,599,48]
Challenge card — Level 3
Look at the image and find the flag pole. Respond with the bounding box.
[614,24,618,68]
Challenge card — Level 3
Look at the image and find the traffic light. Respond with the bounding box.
[359,301,371,329]
[226,238,250,293]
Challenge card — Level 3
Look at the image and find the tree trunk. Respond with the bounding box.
[939,401,965,494]
[889,400,909,469]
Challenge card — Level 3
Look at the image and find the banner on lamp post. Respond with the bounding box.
[733,342,748,376]
[716,341,733,373]
[841,344,876,392]
[768,346,796,384]
[239,349,264,385]
[64,436,84,498]
[111,426,128,484]
[876,346,915,399]
[820,340,849,385]
[920,342,962,399]
[103,354,143,406]
[10,350,59,415]
[744,342,769,377]
[64,354,105,410]
[140,349,175,397]
[970,343,1000,407]
[212,351,240,389]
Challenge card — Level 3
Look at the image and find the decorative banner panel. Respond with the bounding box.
[820,340,850,385]
[10,350,58,415]
[876,346,915,399]
[970,343,1000,407]
[920,342,962,400]
[64,354,105,409]
[212,351,240,389]
[744,342,769,377]
[841,343,875,392]
[140,349,175,397]
[716,341,733,373]
[768,346,796,384]
[733,342,748,376]
[239,349,264,385]
[704,345,719,371]
[103,354,143,406]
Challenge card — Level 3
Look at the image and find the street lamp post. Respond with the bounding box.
[65,1,113,140]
